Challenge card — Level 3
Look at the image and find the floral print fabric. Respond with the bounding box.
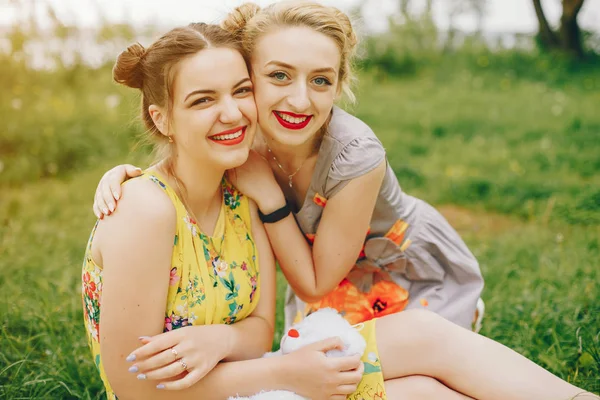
[82,172,260,399]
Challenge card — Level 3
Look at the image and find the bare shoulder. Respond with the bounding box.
[93,176,176,255]
[111,176,175,223]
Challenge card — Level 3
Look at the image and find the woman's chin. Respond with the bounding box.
[264,125,318,148]
[219,151,251,171]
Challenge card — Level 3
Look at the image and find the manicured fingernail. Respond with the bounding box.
[125,354,136,362]
[137,373,147,380]
[156,384,165,390]
[113,191,120,200]
[102,207,109,215]
[138,336,151,341]
[128,365,138,373]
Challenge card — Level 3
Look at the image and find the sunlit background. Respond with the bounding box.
[1,0,599,398]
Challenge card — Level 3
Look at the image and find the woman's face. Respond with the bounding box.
[251,26,341,148]
[164,47,257,170]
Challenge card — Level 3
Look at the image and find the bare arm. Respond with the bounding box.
[94,179,360,399]
[257,160,387,303]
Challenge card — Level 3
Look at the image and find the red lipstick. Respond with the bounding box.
[208,126,246,146]
[273,111,312,130]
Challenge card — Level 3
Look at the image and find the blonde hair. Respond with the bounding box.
[113,23,244,160]
[222,1,358,103]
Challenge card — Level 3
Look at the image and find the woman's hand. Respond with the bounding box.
[93,164,142,219]
[228,150,285,214]
[283,337,365,400]
[125,324,233,390]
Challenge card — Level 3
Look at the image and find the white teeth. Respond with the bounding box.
[211,129,242,141]
[278,112,308,124]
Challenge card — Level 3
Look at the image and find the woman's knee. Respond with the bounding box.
[377,309,448,345]
[376,309,454,380]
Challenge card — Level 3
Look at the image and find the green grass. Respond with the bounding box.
[353,68,600,225]
[1,64,599,397]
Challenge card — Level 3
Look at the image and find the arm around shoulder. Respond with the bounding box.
[93,182,300,399]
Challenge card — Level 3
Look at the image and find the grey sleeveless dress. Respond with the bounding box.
[284,106,484,330]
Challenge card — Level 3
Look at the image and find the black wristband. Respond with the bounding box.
[258,202,291,223]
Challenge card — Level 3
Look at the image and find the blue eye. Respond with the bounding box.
[313,77,331,86]
[270,71,288,81]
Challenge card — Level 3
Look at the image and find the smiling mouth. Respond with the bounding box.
[208,126,246,146]
[273,111,312,130]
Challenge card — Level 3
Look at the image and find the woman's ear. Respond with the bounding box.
[149,105,168,136]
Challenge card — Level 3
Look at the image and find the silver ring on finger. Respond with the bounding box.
[171,347,179,360]
[179,358,188,371]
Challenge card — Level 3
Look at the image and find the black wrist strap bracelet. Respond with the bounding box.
[258,202,291,224]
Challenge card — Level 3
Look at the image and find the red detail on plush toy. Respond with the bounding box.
[287,328,300,338]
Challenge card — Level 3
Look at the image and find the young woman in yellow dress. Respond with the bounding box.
[84,5,597,400]
[82,22,365,399]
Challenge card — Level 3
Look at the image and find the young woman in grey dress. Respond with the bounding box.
[90,2,598,398]
[93,5,483,334]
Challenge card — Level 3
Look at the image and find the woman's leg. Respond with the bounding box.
[376,310,597,400]
[385,376,474,400]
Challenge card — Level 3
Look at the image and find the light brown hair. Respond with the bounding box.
[113,23,245,159]
[221,1,359,103]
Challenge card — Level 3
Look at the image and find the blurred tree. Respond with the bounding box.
[448,0,488,34]
[444,0,488,51]
[533,0,586,57]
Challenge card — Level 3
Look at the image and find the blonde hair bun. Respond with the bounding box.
[113,42,146,89]
[221,2,261,38]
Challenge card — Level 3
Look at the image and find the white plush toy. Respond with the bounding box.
[228,308,366,400]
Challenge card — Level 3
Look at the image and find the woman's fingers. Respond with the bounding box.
[156,368,207,390]
[132,346,180,374]
[138,358,188,381]
[101,179,116,214]
[92,199,102,219]
[94,185,109,217]
[112,164,142,201]
[332,354,362,372]
[123,164,143,179]
[336,384,360,395]
[338,368,364,385]
[127,332,180,361]
[304,336,344,353]
[94,165,141,218]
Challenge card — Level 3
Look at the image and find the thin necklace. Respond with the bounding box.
[265,143,307,188]
[170,168,226,260]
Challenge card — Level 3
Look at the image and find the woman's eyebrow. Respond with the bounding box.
[233,77,252,88]
[184,78,251,101]
[185,89,214,101]
[264,60,295,70]
[312,67,336,74]
[264,61,336,75]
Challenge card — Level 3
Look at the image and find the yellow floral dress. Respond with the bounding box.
[82,171,261,399]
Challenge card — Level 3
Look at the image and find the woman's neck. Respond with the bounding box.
[259,131,321,172]
[158,155,225,223]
